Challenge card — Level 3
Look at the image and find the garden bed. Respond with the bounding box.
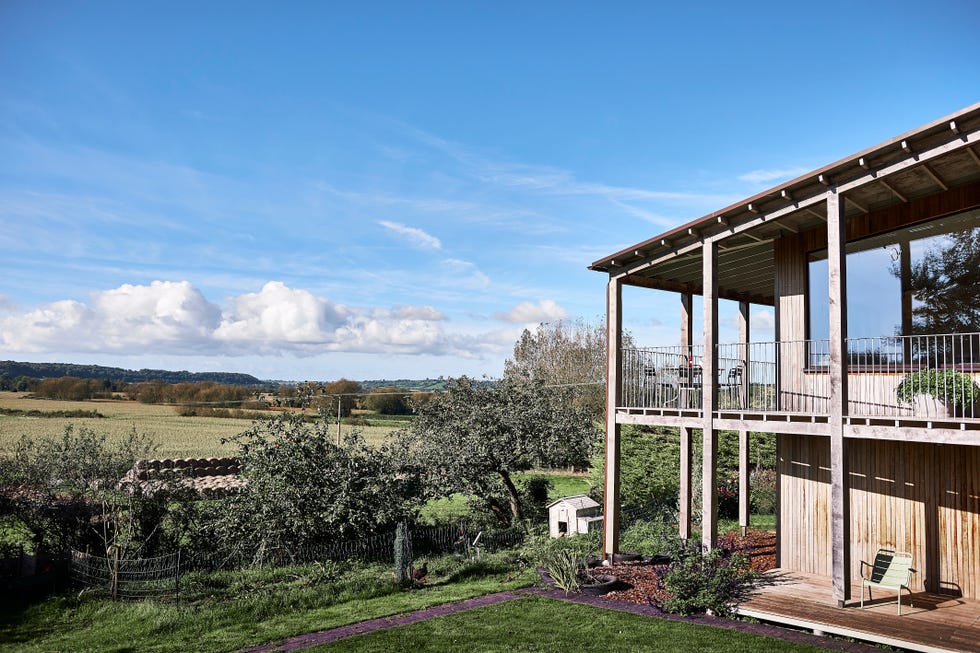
[604,530,776,606]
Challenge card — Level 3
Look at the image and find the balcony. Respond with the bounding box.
[621,332,980,422]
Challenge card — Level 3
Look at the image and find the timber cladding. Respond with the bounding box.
[778,434,980,599]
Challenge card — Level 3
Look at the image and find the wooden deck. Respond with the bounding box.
[737,570,980,653]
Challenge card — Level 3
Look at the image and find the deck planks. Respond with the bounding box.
[738,570,980,653]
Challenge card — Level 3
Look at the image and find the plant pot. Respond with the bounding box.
[911,394,955,418]
[580,574,619,595]
[610,552,644,563]
[649,554,672,566]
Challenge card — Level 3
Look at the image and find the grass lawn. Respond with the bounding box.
[0,557,533,653]
[417,472,591,524]
[309,595,825,653]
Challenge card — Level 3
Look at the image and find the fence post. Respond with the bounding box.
[394,521,411,585]
[110,545,119,601]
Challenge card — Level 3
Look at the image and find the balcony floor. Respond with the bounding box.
[737,570,980,653]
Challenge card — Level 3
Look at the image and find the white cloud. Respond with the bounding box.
[378,220,442,250]
[0,280,497,360]
[495,298,569,324]
[737,167,809,185]
[215,281,349,345]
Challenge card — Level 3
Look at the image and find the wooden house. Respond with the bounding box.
[590,103,980,608]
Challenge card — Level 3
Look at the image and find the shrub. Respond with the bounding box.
[619,517,675,556]
[717,477,738,520]
[896,369,979,409]
[749,468,777,515]
[655,540,757,617]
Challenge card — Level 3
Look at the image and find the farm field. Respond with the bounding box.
[0,392,400,458]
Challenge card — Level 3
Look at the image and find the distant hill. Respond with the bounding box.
[0,361,266,387]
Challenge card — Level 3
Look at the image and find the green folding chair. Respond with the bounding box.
[860,548,915,615]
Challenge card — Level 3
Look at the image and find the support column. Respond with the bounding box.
[827,189,851,605]
[603,277,623,561]
[679,292,693,541]
[738,301,750,536]
[702,241,719,550]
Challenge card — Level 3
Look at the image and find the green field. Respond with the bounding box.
[0,392,400,458]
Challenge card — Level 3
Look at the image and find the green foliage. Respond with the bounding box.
[896,369,979,409]
[656,540,757,617]
[619,516,676,556]
[362,387,411,415]
[504,318,634,421]
[209,415,421,561]
[0,425,156,554]
[397,377,600,527]
[590,426,776,510]
[589,425,680,507]
[749,468,777,515]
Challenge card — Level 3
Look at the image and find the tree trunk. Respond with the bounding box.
[498,470,523,524]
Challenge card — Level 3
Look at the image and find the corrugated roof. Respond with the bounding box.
[589,102,980,303]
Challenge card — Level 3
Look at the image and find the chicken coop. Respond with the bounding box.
[547,495,602,538]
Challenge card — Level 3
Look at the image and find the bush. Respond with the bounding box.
[749,468,777,515]
[717,477,738,520]
[896,369,979,409]
[207,415,422,562]
[655,540,757,617]
[619,516,675,556]
[0,425,156,555]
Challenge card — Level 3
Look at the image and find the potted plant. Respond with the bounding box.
[896,369,980,418]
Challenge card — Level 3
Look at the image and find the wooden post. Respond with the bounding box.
[702,241,719,550]
[679,292,693,541]
[827,189,851,605]
[603,277,623,561]
[738,301,750,535]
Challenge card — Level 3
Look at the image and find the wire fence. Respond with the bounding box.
[70,519,528,601]
[71,549,181,602]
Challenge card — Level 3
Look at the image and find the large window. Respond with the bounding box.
[808,208,980,343]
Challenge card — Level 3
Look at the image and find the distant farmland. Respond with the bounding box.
[0,392,400,458]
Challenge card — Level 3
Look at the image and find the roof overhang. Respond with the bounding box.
[589,103,980,306]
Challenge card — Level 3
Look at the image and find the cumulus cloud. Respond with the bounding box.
[0,280,488,359]
[378,220,442,250]
[737,167,809,185]
[495,298,569,324]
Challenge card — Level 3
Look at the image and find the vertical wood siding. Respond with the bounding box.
[779,434,980,599]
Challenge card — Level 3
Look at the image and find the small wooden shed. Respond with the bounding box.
[547,494,602,538]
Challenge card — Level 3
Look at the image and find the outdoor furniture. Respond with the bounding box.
[676,365,702,409]
[860,549,915,615]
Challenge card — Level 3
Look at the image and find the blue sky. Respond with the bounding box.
[1,1,978,382]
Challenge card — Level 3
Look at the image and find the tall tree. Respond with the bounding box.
[396,377,600,526]
[504,318,632,420]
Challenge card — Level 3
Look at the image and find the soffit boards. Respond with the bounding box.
[591,104,980,306]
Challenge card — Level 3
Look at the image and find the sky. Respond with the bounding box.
[1,1,978,382]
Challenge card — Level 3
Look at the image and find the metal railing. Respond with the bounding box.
[621,332,980,420]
